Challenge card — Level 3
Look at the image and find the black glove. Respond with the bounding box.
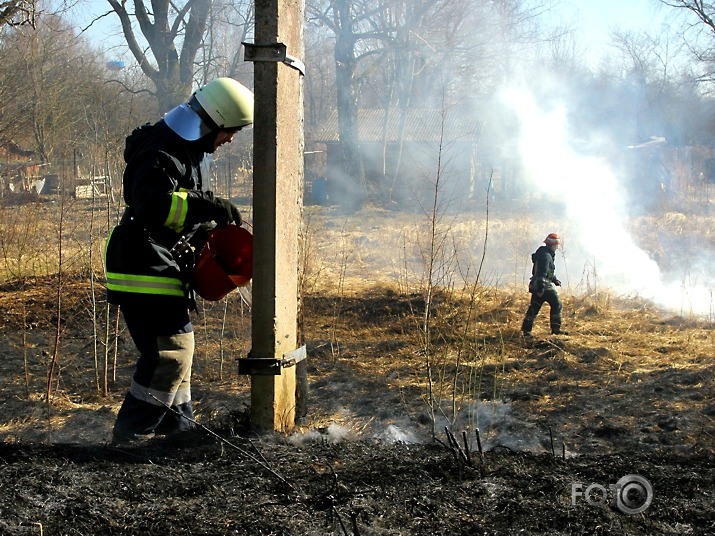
[553,278,561,286]
[214,197,242,227]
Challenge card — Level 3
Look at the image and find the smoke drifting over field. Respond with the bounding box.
[502,82,714,317]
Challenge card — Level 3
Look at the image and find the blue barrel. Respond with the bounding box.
[312,178,329,205]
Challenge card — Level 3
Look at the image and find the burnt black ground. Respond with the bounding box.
[0,433,712,535]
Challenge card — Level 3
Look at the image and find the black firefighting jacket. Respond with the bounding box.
[528,245,560,294]
[104,120,229,308]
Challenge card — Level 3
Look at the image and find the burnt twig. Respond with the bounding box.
[149,394,296,492]
[434,436,459,463]
[445,427,470,466]
[461,431,473,467]
[475,428,484,464]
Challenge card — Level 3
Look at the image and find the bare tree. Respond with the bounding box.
[305,26,337,130]
[197,0,254,83]
[0,13,104,160]
[105,0,211,110]
[306,0,556,209]
[307,0,374,209]
[307,0,451,209]
[658,0,715,86]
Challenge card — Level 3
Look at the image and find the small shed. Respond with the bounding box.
[314,108,483,209]
[0,142,42,197]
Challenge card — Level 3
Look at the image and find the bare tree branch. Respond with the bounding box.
[0,0,36,27]
[660,0,715,34]
[105,0,211,110]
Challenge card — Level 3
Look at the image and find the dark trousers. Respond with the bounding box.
[521,288,563,334]
[113,303,195,438]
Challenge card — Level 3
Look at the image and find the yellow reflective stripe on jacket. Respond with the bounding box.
[165,190,189,232]
[106,272,185,297]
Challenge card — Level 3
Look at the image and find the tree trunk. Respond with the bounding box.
[108,0,210,111]
[333,0,366,212]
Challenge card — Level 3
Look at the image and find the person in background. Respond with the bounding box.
[105,78,254,445]
[521,232,566,337]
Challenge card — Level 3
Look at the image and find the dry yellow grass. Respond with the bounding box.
[0,200,712,456]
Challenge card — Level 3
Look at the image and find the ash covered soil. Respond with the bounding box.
[1,440,712,535]
[0,277,714,535]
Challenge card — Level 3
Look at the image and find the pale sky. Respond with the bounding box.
[79,0,677,66]
[554,0,670,50]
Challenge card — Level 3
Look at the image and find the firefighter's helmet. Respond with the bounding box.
[165,78,254,141]
[193,225,253,301]
[544,233,561,246]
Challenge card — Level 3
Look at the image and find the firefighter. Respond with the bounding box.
[521,232,566,337]
[105,78,253,445]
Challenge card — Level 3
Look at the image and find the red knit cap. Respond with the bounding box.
[544,233,561,246]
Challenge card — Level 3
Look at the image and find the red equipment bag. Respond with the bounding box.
[193,225,253,301]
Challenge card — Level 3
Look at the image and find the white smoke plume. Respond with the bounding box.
[501,84,714,317]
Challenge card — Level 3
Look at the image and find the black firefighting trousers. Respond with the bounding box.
[112,303,195,439]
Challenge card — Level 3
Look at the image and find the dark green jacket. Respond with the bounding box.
[528,245,559,294]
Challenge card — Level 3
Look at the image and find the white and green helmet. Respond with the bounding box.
[165,77,254,141]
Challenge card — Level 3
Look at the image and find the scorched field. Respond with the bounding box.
[0,199,712,535]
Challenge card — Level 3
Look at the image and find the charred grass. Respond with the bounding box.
[0,201,713,533]
[0,275,713,533]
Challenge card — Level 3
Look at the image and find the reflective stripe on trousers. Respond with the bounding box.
[113,303,195,437]
[128,331,194,407]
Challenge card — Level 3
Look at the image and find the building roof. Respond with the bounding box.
[0,141,37,159]
[315,108,482,143]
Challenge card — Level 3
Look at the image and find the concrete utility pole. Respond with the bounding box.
[246,0,305,432]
